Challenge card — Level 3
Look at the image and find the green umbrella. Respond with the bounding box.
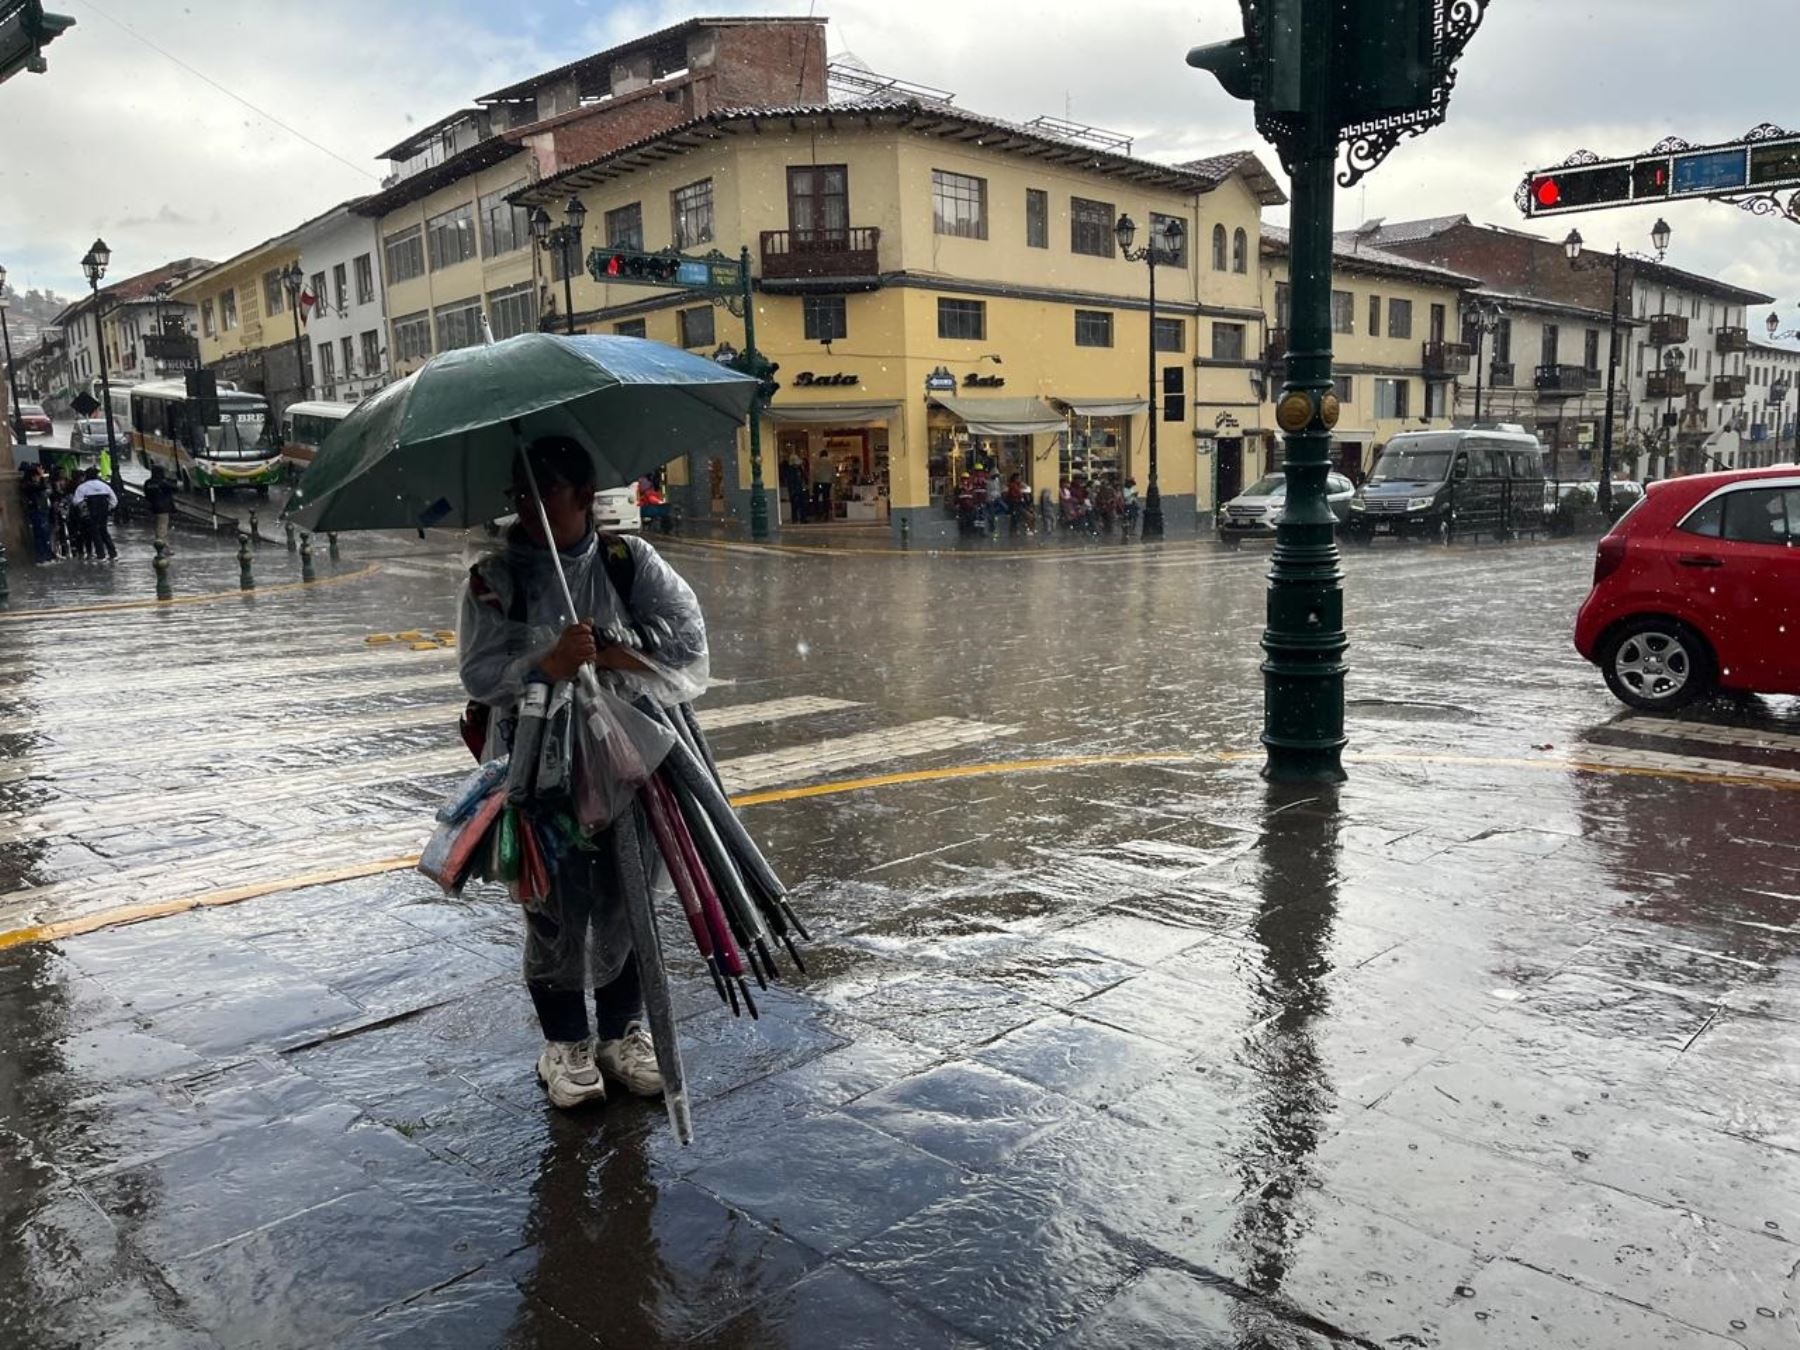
[285,332,756,535]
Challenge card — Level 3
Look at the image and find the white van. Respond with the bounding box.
[594,486,641,532]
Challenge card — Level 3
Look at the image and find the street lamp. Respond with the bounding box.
[1115,212,1183,540]
[1464,296,1504,423]
[1658,346,1686,477]
[0,263,26,446]
[279,261,307,401]
[531,196,587,336]
[80,238,124,496]
[1564,217,1671,514]
[1765,312,1800,458]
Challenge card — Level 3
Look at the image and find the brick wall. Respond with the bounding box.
[522,19,827,180]
[1379,223,1611,314]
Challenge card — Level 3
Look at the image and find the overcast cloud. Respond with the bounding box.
[5,0,1796,326]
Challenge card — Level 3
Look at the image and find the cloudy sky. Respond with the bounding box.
[5,0,1797,327]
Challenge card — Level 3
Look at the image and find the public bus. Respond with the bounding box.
[126,379,284,494]
[279,400,356,475]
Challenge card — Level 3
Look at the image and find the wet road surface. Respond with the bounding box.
[2,518,1797,1348]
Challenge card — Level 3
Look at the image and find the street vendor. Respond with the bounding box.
[458,435,710,1110]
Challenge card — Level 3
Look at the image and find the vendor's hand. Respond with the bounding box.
[594,644,651,673]
[541,623,598,682]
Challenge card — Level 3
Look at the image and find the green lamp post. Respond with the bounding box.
[1189,0,1492,782]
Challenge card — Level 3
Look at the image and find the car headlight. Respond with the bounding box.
[1349,497,1366,511]
[1408,497,1435,511]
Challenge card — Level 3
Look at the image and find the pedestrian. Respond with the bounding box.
[984,465,1004,527]
[72,467,119,561]
[1039,484,1057,535]
[48,469,74,558]
[143,464,177,548]
[1005,472,1029,533]
[458,436,709,1111]
[1122,477,1140,537]
[19,463,54,563]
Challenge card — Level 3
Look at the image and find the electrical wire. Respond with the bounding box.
[73,0,379,182]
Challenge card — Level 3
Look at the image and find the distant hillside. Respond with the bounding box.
[1,284,73,346]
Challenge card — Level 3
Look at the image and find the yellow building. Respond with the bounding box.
[513,103,1282,540]
[1254,227,1477,487]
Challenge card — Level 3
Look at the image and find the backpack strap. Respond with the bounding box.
[597,531,638,613]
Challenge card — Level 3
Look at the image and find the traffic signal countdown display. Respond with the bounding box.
[1524,132,1800,218]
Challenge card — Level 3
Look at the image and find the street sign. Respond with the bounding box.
[1522,125,1800,220]
[69,391,98,417]
[185,369,219,426]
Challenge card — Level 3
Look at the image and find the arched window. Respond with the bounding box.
[1211,223,1227,271]
[1232,227,1248,274]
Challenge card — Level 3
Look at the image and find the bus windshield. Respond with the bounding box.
[202,410,275,459]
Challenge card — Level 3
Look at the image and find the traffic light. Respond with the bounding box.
[1527,163,1633,215]
[1187,0,1301,113]
[593,249,683,283]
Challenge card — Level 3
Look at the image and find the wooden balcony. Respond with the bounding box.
[1534,364,1593,397]
[1648,314,1689,347]
[1487,361,1514,387]
[1645,370,1686,399]
[1713,373,1747,400]
[1715,326,1749,354]
[759,227,881,286]
[1423,340,1471,377]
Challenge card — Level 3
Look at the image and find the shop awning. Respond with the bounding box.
[768,401,899,425]
[1056,398,1148,419]
[931,396,1068,437]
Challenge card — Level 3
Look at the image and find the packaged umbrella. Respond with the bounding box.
[436,759,508,825]
[419,786,506,893]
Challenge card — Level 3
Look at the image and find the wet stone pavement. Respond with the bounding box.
[2,517,1799,1348]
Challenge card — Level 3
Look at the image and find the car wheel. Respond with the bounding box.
[1600,618,1715,712]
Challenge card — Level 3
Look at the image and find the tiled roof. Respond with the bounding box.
[517,100,1277,203]
[1341,214,1468,248]
[1261,225,1481,287]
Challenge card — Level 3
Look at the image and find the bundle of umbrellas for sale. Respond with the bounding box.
[286,330,794,1144]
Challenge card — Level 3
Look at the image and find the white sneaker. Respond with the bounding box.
[595,1022,664,1097]
[536,1039,606,1109]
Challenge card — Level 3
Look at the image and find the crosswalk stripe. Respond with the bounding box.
[717,717,1017,793]
[1573,743,1800,789]
[0,644,457,707]
[1612,716,1800,756]
[0,695,862,787]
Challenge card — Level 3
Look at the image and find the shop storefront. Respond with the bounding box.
[1051,399,1145,488]
[926,396,1068,505]
[768,401,898,525]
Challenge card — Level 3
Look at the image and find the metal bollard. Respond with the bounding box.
[153,542,172,601]
[0,537,9,605]
[248,509,260,547]
[300,531,316,583]
[899,515,910,550]
[285,521,297,552]
[327,532,340,561]
[237,533,254,590]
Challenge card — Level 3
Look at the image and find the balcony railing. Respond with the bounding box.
[1487,361,1514,387]
[1713,373,1747,400]
[1648,314,1689,347]
[1645,370,1686,399]
[759,227,881,283]
[1534,364,1593,396]
[1423,340,1471,376]
[1715,326,1749,354]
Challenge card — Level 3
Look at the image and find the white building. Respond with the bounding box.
[290,203,389,404]
[1744,339,1800,467]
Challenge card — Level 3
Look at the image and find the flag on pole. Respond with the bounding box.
[299,288,318,324]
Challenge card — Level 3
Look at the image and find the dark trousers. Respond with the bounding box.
[88,507,117,560]
[526,955,644,1043]
[27,509,52,562]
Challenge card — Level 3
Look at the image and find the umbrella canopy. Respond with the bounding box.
[287,332,756,533]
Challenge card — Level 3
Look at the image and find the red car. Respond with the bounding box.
[1575,467,1800,710]
[15,402,52,438]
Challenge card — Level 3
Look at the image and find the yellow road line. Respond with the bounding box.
[0,562,384,622]
[3,744,1793,950]
[665,536,1209,563]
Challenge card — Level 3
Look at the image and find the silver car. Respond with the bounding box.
[1221,471,1356,536]
[68,418,124,460]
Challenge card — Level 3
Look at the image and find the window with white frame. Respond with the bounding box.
[385,226,424,283]
[354,253,375,304]
[201,299,215,338]
[1070,197,1115,258]
[932,170,988,239]
[220,290,238,330]
[263,270,284,316]
[803,295,848,343]
[360,329,382,374]
[433,298,483,351]
[340,335,355,377]
[479,181,530,257]
[391,310,431,364]
[1387,298,1413,340]
[487,283,537,341]
[606,202,644,250]
[671,179,714,249]
[426,204,477,271]
[1374,377,1410,418]
[1074,309,1113,348]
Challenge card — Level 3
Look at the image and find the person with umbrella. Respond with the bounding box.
[459,435,711,1111]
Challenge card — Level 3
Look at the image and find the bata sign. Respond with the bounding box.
[793,371,860,387]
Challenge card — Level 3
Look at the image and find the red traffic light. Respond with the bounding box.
[605,254,623,276]
[1533,177,1560,208]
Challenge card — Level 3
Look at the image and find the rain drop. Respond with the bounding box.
[795,639,811,658]
[1731,1320,1747,1331]
[1454,1285,1476,1298]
